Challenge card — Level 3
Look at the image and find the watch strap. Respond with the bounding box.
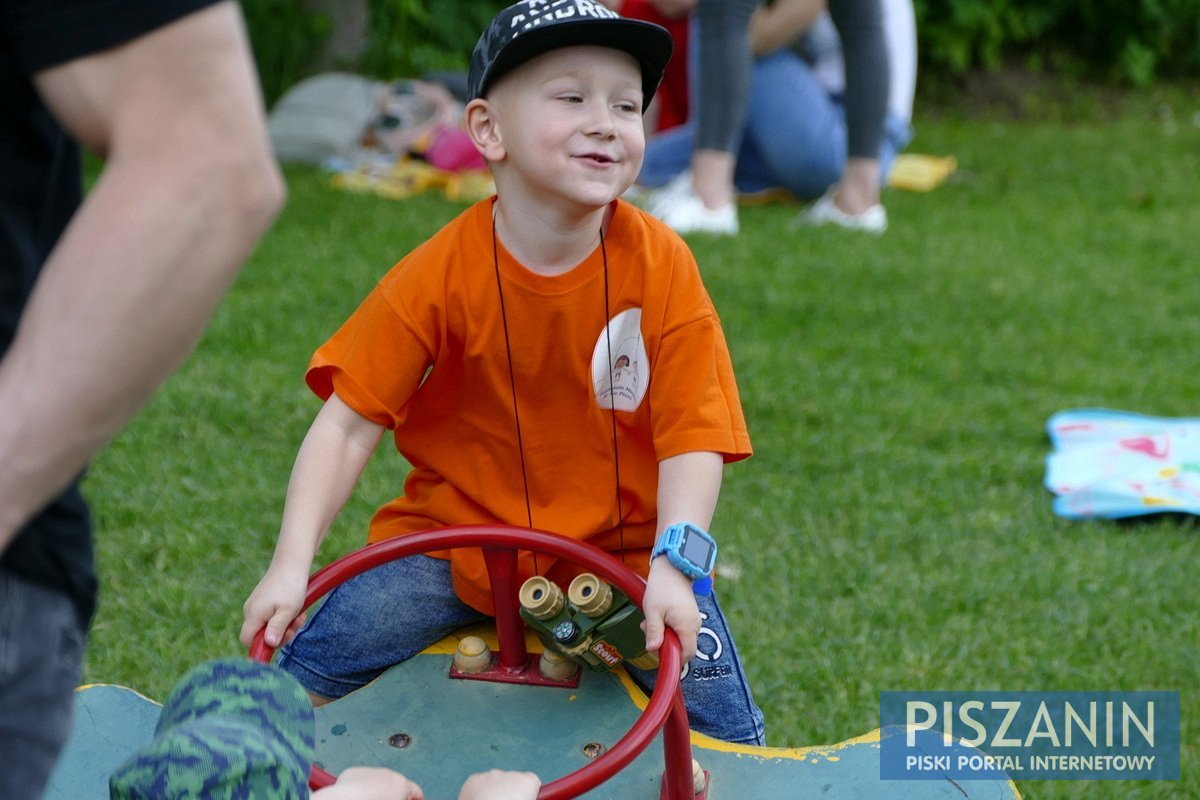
[652,523,716,586]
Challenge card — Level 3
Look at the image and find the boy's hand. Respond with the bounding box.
[642,556,700,662]
[239,561,310,649]
[315,766,424,799]
[458,769,540,800]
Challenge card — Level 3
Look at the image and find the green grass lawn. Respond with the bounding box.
[82,84,1196,798]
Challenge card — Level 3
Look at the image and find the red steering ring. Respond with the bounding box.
[249,524,695,800]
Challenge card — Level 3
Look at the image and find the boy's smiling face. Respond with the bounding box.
[482,45,646,214]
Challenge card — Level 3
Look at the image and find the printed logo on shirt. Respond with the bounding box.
[592,308,648,412]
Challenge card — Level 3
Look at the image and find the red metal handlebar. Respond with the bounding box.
[249,525,695,799]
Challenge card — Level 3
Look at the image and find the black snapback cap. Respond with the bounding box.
[468,0,673,112]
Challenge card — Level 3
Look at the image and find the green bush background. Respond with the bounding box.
[242,0,1200,106]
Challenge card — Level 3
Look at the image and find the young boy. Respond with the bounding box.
[241,0,764,746]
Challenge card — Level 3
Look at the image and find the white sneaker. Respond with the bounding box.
[800,190,887,234]
[644,172,739,236]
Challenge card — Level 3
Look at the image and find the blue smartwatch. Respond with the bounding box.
[652,523,717,595]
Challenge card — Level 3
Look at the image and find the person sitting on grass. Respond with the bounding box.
[240,0,765,747]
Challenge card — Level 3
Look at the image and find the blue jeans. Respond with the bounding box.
[626,592,765,746]
[279,555,765,745]
[0,570,86,800]
[640,49,912,200]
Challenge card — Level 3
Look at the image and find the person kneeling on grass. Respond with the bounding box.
[109,658,539,800]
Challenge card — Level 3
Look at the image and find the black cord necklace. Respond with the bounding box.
[490,207,626,571]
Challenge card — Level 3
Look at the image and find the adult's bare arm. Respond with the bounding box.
[0,1,285,550]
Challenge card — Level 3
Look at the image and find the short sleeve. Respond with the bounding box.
[306,285,434,429]
[643,235,751,463]
[650,313,751,462]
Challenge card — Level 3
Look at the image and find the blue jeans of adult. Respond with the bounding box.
[639,48,912,200]
[0,569,86,800]
[279,555,766,746]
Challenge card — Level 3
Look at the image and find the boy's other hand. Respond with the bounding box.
[642,556,700,662]
[458,769,540,800]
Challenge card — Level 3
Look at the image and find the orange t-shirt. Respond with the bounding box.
[307,198,750,613]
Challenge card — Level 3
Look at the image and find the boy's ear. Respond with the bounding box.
[464,98,505,163]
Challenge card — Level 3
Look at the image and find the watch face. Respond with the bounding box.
[679,526,716,574]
